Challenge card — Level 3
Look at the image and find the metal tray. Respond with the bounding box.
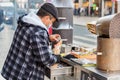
[50,63,72,76]
[45,58,79,80]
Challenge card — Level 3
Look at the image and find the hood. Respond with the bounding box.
[22,12,48,30]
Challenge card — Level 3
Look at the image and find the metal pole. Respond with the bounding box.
[112,1,115,14]
[89,0,91,16]
[101,0,104,17]
[118,1,120,12]
[13,0,17,30]
[98,0,101,17]
[26,0,29,13]
[88,0,92,16]
[89,0,93,16]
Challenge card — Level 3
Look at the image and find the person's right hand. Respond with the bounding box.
[49,34,61,42]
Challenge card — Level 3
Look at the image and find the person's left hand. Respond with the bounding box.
[49,34,61,42]
[53,40,62,55]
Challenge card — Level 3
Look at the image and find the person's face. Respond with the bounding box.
[43,15,56,28]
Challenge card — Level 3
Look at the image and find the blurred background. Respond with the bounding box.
[0,0,120,71]
[0,0,119,29]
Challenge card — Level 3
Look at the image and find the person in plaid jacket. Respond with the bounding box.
[1,3,61,80]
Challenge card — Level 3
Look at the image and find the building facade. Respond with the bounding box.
[74,0,118,16]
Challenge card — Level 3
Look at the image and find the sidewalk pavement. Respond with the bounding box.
[73,16,99,26]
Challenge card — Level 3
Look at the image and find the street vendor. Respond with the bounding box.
[1,3,61,80]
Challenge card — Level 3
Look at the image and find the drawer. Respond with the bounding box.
[45,63,73,79]
[51,65,72,76]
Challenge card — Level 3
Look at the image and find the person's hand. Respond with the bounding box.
[52,40,62,55]
[49,34,61,42]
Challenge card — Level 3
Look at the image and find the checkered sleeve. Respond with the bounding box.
[30,31,57,66]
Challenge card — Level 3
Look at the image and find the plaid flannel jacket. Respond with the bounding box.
[1,17,58,80]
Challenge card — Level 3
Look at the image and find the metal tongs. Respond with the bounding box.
[56,36,68,42]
